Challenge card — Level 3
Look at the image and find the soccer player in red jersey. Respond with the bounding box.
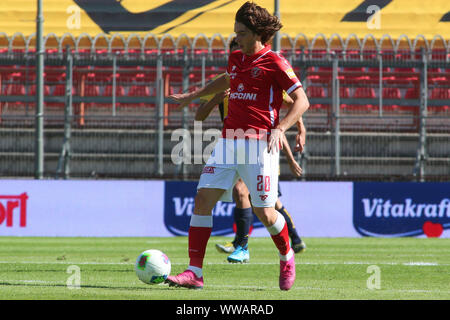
[166,2,310,291]
[196,38,307,262]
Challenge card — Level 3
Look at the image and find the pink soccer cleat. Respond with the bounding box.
[165,270,204,289]
[279,255,296,290]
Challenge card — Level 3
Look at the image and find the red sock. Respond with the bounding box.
[267,213,291,256]
[188,215,213,269]
[270,223,291,256]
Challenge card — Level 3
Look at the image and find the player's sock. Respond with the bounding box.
[266,212,292,259]
[234,207,253,248]
[277,206,302,244]
[188,214,212,273]
[187,266,203,278]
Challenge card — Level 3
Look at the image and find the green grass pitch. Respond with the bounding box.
[0,237,449,300]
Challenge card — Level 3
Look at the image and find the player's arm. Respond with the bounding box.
[269,87,310,153]
[283,92,307,153]
[278,87,309,133]
[281,133,302,177]
[169,73,230,108]
[195,91,227,121]
[294,117,306,153]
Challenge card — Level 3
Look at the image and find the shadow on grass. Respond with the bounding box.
[0,281,170,291]
[0,281,269,293]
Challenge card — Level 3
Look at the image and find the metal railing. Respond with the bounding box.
[1,32,449,62]
[0,44,449,181]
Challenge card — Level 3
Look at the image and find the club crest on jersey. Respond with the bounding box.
[237,83,245,92]
[251,67,262,78]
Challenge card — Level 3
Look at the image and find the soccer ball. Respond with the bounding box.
[135,249,171,284]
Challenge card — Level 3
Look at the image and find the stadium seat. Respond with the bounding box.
[402,87,420,114]
[429,88,450,112]
[104,84,125,97]
[382,87,401,111]
[404,87,420,99]
[430,87,450,99]
[3,83,26,96]
[91,67,113,82]
[126,85,151,108]
[99,84,126,108]
[44,66,65,83]
[47,84,75,108]
[306,86,326,110]
[345,87,376,111]
[393,67,419,82]
[119,66,142,83]
[1,83,26,111]
[29,84,51,96]
[83,84,100,108]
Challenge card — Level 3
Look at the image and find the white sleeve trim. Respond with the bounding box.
[286,82,302,95]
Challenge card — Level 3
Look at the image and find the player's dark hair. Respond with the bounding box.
[229,37,239,51]
[235,1,282,44]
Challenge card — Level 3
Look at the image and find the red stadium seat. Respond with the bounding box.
[393,67,419,82]
[430,88,450,112]
[345,87,376,111]
[44,66,65,82]
[128,84,151,96]
[2,84,26,109]
[402,87,420,113]
[83,84,100,108]
[126,85,151,108]
[430,87,450,100]
[404,87,419,99]
[97,85,126,108]
[306,86,326,110]
[47,84,76,108]
[103,84,125,97]
[338,86,350,109]
[3,83,25,96]
[28,84,51,96]
[382,87,401,111]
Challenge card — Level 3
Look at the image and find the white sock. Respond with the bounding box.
[190,214,213,227]
[187,265,203,278]
[266,212,286,235]
[279,249,294,261]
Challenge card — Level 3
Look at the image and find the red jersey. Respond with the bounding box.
[224,45,302,140]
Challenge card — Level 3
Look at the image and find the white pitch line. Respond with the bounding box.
[0,261,447,266]
[0,279,61,285]
[207,284,450,294]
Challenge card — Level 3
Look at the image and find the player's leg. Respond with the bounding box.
[232,180,253,247]
[215,179,253,255]
[167,144,238,289]
[166,187,225,289]
[238,140,295,290]
[252,205,295,290]
[275,198,306,254]
[226,179,252,263]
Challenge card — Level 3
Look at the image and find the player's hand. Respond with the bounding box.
[223,88,230,98]
[168,92,195,108]
[294,132,306,153]
[288,159,302,177]
[268,128,283,154]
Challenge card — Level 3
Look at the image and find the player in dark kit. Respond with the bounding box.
[166,2,310,290]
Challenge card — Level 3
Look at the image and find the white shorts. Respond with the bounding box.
[198,138,279,207]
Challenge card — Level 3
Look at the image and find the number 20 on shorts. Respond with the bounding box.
[256,175,271,192]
